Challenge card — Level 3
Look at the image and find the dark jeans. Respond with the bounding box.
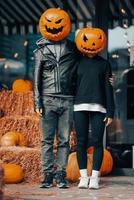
[41,95,73,174]
[74,111,106,171]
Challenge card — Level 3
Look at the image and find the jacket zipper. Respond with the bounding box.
[56,62,61,93]
[41,46,61,93]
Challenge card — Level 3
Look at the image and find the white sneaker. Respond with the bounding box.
[89,176,100,189]
[78,177,89,189]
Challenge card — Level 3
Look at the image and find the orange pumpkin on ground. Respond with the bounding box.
[39,8,71,41]
[12,79,33,92]
[2,163,24,184]
[76,27,106,56]
[66,148,113,182]
[99,148,113,176]
[66,152,92,182]
[0,132,27,147]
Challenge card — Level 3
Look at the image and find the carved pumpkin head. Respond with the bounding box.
[76,27,106,56]
[39,8,71,41]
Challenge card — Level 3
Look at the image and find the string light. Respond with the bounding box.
[31,57,34,61]
[112,54,119,59]
[24,40,28,47]
[123,23,128,29]
[119,0,131,54]
[4,64,8,69]
[13,53,19,58]
[121,8,126,14]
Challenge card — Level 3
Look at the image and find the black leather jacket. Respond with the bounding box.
[33,38,77,109]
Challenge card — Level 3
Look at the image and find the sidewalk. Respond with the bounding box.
[2,176,134,200]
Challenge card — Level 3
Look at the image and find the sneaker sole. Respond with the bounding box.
[57,184,69,189]
[40,184,53,189]
[78,186,88,189]
[89,186,99,190]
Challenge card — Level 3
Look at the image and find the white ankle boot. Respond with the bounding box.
[89,176,100,189]
[78,177,89,189]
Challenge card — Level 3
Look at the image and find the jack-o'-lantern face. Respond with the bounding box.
[76,27,106,56]
[39,8,71,41]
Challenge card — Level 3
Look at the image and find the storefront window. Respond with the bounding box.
[107,25,134,168]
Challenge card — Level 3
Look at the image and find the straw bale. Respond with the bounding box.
[0,116,41,147]
[0,91,36,117]
[0,147,42,183]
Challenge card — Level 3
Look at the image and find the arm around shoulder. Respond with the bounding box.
[105,61,115,119]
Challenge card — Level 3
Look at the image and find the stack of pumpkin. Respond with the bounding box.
[0,79,42,183]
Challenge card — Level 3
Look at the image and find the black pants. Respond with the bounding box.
[74,111,106,171]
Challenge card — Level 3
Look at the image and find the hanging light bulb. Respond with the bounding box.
[31,57,34,60]
[24,40,28,47]
[121,8,126,14]
[14,53,18,58]
[123,23,128,29]
[4,64,8,69]
[112,54,119,59]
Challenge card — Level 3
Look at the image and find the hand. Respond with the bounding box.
[35,108,42,116]
[103,117,113,126]
[109,77,113,86]
[109,73,115,86]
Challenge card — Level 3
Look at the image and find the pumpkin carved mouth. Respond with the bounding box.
[81,45,101,52]
[45,25,64,34]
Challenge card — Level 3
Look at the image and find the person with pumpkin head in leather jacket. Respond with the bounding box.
[33,8,78,189]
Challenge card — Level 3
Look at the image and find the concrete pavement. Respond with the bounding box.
[2,176,134,200]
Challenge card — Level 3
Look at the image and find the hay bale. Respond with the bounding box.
[69,131,77,152]
[0,91,36,117]
[0,116,41,147]
[0,147,42,183]
[22,92,35,116]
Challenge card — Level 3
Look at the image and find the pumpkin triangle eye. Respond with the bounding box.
[55,19,62,24]
[99,35,102,39]
[46,17,51,22]
[83,34,88,42]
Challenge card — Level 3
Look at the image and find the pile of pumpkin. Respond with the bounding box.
[0,79,32,184]
[0,79,39,184]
